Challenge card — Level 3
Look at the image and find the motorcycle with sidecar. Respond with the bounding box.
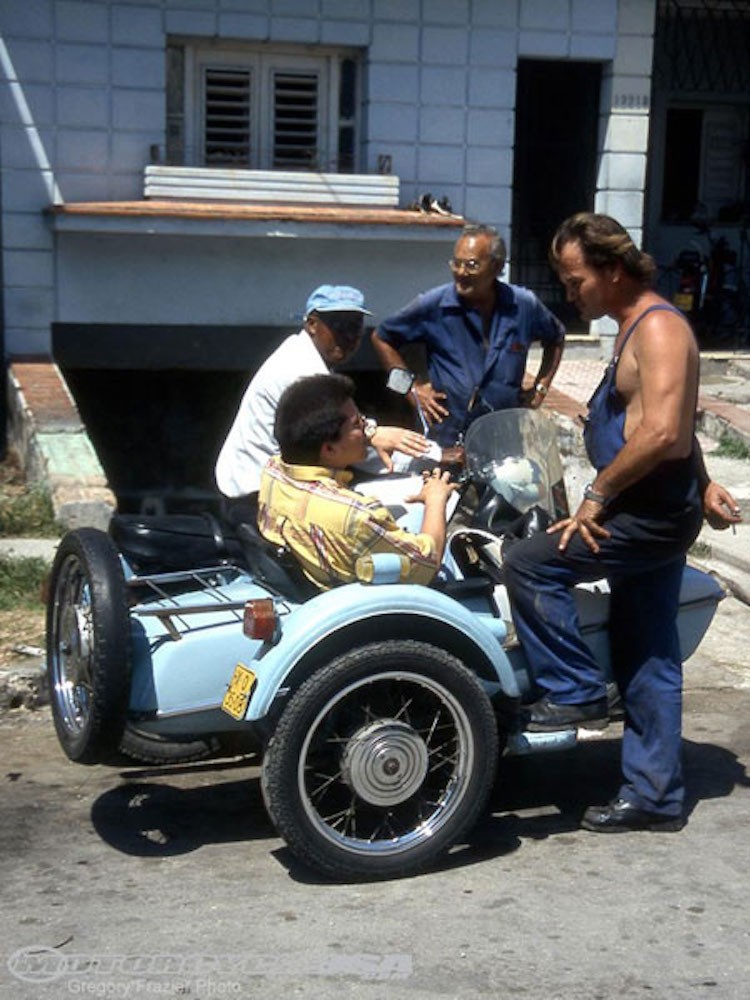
[46,407,723,880]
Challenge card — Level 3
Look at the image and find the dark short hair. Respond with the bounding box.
[274,373,355,464]
[549,212,656,287]
[459,223,507,268]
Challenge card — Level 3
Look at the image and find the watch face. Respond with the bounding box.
[386,367,415,396]
[363,417,377,439]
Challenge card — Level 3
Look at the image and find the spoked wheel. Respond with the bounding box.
[46,529,131,763]
[262,640,498,880]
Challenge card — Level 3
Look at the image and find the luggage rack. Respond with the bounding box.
[126,565,250,641]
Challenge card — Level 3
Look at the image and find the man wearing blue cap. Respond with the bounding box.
[216,284,431,524]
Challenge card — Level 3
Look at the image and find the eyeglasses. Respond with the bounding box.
[341,411,377,439]
[448,257,488,274]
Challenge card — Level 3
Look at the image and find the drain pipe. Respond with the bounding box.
[0,35,65,459]
[0,36,63,206]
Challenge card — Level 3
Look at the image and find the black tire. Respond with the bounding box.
[46,528,131,764]
[119,726,222,765]
[261,640,499,880]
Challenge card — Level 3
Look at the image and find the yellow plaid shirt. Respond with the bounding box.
[258,457,440,590]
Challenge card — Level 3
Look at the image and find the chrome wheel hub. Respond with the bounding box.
[60,604,92,686]
[340,719,429,807]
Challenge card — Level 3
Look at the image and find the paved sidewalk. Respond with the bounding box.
[543,353,750,448]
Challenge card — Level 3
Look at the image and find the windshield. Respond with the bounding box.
[464,409,569,519]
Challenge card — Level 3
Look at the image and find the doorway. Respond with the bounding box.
[512,59,602,327]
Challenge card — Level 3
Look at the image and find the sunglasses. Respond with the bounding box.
[318,312,365,345]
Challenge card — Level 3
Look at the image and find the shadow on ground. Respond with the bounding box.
[88,734,749,883]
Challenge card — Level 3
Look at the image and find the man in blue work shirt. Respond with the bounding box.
[371,223,566,447]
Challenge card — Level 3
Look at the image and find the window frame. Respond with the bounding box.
[181,41,359,173]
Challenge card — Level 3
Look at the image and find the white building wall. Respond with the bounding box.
[0,0,656,357]
[591,0,656,343]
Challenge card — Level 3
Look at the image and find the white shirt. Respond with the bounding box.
[215,329,328,497]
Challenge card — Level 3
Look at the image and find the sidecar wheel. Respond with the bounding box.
[262,640,498,881]
[46,529,131,763]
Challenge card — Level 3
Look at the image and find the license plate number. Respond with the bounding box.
[221,664,257,720]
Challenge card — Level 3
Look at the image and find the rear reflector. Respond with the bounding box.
[243,598,277,641]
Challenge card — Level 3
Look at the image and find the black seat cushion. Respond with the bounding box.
[109,513,244,574]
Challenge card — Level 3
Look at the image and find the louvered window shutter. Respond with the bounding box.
[204,67,252,166]
[272,71,319,169]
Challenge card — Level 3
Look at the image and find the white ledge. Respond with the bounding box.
[144,166,400,206]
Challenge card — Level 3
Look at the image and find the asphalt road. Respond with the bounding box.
[1,595,749,1000]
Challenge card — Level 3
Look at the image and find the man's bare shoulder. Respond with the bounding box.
[628,295,694,340]
[621,297,695,363]
[617,297,697,399]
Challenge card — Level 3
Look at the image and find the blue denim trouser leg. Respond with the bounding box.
[503,504,701,815]
[609,561,685,815]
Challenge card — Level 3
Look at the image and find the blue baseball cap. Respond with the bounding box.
[305,284,372,317]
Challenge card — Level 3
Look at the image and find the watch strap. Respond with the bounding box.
[583,483,608,505]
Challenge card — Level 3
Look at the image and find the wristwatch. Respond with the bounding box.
[583,482,608,505]
[363,417,378,440]
[534,382,548,397]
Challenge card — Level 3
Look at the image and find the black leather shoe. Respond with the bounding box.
[524,695,608,732]
[581,798,685,833]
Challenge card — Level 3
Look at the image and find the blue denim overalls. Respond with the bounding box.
[504,306,702,816]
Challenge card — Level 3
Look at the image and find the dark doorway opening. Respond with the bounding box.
[512,59,602,329]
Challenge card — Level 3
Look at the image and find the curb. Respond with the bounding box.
[7,361,116,531]
[691,532,750,608]
[697,406,750,453]
[0,538,59,562]
[694,561,750,608]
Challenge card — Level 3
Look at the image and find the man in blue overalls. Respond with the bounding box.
[371,223,565,448]
[503,212,742,833]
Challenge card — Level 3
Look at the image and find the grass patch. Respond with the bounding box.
[0,555,49,612]
[0,449,62,538]
[0,487,60,537]
[0,452,55,665]
[714,433,750,461]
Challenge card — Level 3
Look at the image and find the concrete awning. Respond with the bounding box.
[47,200,465,241]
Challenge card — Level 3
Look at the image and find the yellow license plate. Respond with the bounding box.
[221,664,257,720]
